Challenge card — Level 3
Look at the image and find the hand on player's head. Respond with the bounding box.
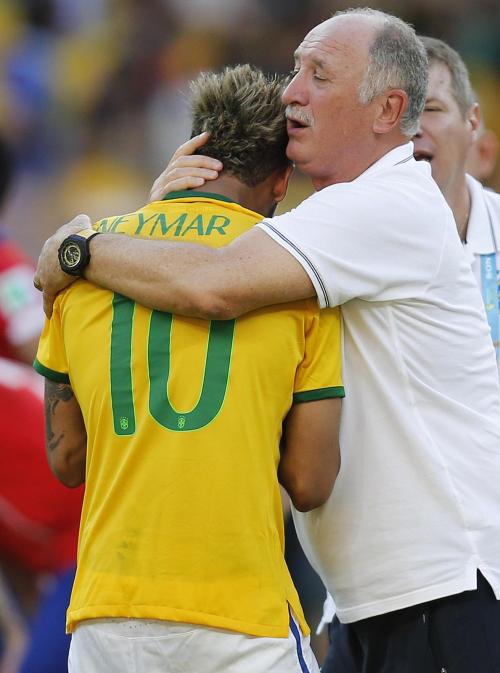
[149,132,223,202]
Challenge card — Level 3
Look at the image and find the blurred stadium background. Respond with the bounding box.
[1,0,499,259]
[0,0,499,663]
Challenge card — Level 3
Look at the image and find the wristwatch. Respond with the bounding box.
[58,228,100,277]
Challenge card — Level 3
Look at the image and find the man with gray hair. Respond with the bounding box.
[414,36,500,376]
[36,8,500,672]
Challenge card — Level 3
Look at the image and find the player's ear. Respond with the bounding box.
[272,165,294,203]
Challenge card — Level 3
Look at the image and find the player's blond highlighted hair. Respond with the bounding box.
[190,64,290,187]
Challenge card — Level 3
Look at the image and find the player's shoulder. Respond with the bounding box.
[93,208,142,236]
[285,298,341,325]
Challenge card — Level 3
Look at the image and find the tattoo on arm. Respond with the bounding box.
[44,381,75,453]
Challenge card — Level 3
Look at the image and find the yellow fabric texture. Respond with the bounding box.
[35,193,344,638]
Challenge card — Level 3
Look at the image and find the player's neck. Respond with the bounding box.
[195,174,271,216]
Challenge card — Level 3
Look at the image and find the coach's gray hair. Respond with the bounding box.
[420,36,475,118]
[333,8,428,137]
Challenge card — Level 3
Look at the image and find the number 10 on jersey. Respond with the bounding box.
[110,294,235,434]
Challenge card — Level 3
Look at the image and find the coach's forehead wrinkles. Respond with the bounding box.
[296,15,378,71]
[294,38,352,65]
[293,47,331,71]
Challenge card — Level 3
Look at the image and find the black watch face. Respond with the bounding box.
[62,242,82,269]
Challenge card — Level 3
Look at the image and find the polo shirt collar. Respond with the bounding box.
[356,141,416,181]
[463,174,495,254]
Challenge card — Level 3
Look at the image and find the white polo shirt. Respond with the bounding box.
[258,142,500,623]
[463,174,500,377]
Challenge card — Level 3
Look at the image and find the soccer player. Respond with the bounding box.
[34,65,343,673]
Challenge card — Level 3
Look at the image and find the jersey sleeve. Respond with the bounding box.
[293,305,345,403]
[33,296,70,383]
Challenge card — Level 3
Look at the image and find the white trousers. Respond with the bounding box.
[68,614,319,673]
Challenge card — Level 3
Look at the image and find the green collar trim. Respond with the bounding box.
[162,190,236,204]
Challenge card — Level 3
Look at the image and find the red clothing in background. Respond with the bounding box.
[0,237,43,361]
[0,357,83,572]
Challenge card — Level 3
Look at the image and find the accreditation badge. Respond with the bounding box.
[480,252,500,358]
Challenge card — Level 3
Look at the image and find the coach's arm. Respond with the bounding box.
[44,380,87,487]
[35,215,314,320]
[34,134,316,319]
[279,398,341,512]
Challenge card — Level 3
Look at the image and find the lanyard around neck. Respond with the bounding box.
[480,198,499,354]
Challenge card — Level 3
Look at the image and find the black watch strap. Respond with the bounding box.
[77,228,99,242]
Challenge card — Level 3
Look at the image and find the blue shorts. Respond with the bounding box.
[321,572,500,673]
[20,565,75,673]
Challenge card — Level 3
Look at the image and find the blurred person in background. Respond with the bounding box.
[34,65,343,673]
[4,0,63,172]
[413,37,500,374]
[0,15,76,669]
[0,356,83,673]
[0,137,43,364]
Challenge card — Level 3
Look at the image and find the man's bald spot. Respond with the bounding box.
[303,13,383,57]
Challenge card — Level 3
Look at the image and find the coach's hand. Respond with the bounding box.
[34,214,92,318]
[150,132,223,202]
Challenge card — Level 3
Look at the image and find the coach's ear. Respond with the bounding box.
[373,88,407,135]
[273,165,294,203]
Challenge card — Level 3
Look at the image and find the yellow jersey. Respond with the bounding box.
[34,191,344,638]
